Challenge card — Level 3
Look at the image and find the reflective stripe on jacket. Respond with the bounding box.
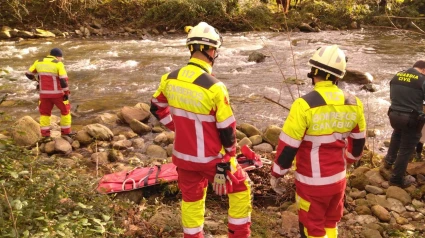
[273,81,366,196]
[27,55,68,98]
[151,58,236,171]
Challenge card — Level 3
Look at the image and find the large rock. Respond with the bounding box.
[84,123,113,141]
[95,113,119,126]
[248,51,267,63]
[75,130,93,145]
[129,119,151,134]
[12,116,41,146]
[35,29,56,38]
[262,125,281,147]
[54,137,72,154]
[120,106,151,124]
[0,30,11,39]
[146,144,167,159]
[237,123,261,137]
[406,161,425,175]
[371,205,391,222]
[342,69,373,84]
[386,186,412,205]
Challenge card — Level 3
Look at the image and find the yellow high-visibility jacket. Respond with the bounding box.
[150,58,236,171]
[272,81,366,196]
[26,55,68,98]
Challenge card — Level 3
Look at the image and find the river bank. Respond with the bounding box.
[2,97,425,237]
[1,0,425,42]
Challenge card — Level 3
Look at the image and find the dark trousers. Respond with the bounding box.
[385,110,422,184]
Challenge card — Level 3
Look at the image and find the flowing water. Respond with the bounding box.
[1,29,425,154]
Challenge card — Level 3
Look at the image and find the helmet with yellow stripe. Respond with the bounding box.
[307,45,347,83]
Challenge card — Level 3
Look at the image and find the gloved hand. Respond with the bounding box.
[63,90,70,101]
[270,176,286,195]
[212,162,233,196]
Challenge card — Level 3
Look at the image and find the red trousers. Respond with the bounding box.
[177,162,252,238]
[296,184,344,237]
[39,97,71,136]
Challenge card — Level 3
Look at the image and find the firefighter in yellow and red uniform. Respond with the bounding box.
[150,22,252,238]
[25,48,72,138]
[270,45,366,238]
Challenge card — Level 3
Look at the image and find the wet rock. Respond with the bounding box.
[17,30,34,38]
[361,83,377,92]
[129,119,151,134]
[342,69,373,84]
[0,30,11,39]
[298,23,317,32]
[248,51,267,63]
[248,135,262,145]
[262,125,281,147]
[12,116,41,146]
[237,123,261,137]
[35,28,55,38]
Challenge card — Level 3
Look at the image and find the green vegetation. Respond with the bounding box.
[1,0,424,32]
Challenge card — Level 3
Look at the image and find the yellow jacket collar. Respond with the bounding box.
[314,80,337,89]
[188,58,212,74]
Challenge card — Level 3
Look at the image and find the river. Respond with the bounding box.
[1,29,425,154]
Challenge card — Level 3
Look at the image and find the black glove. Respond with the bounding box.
[63,95,69,101]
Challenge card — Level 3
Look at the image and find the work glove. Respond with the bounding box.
[63,90,70,101]
[212,162,233,196]
[270,176,286,195]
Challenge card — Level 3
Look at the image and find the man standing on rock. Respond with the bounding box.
[150,22,252,238]
[270,45,366,238]
[382,60,425,188]
[25,48,72,139]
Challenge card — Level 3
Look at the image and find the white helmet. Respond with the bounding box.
[308,45,347,78]
[186,22,222,49]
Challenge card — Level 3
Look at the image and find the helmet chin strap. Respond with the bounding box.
[201,50,216,66]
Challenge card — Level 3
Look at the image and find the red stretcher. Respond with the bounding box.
[96,145,271,194]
